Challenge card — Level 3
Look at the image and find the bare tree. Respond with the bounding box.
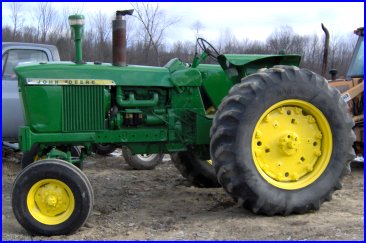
[90,10,112,62]
[191,20,205,40]
[267,25,296,53]
[1,2,357,78]
[2,26,12,42]
[217,28,239,54]
[130,2,179,65]
[9,2,23,41]
[35,2,57,43]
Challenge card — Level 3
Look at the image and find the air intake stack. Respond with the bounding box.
[68,14,85,64]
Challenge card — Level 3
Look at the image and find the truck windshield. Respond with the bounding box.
[2,49,48,80]
[346,36,364,78]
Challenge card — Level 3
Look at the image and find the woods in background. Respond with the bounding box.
[2,2,357,79]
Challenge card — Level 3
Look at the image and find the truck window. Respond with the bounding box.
[2,49,49,81]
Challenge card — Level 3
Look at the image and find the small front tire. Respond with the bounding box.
[12,159,94,236]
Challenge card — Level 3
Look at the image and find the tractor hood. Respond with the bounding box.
[15,62,173,87]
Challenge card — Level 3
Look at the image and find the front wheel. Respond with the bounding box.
[12,159,94,235]
[210,66,355,215]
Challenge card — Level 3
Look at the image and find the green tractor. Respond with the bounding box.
[12,10,355,236]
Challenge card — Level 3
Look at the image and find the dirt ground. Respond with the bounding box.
[2,147,364,240]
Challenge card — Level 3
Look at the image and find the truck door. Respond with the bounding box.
[2,48,50,140]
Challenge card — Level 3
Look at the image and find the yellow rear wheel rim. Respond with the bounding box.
[27,179,75,225]
[252,99,332,190]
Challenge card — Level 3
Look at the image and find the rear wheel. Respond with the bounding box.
[171,151,220,188]
[122,147,163,170]
[210,66,355,215]
[12,159,93,235]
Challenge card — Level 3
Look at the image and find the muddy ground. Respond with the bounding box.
[2,147,364,240]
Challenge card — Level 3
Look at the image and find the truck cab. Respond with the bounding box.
[2,42,60,143]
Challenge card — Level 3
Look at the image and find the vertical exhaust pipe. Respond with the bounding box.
[113,10,134,66]
[321,23,330,77]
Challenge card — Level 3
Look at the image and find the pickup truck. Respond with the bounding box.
[2,42,60,146]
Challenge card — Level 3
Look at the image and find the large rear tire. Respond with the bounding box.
[12,159,93,235]
[171,152,220,188]
[210,66,355,215]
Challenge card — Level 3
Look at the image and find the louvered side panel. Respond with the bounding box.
[62,86,105,131]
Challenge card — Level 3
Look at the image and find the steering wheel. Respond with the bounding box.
[197,38,220,60]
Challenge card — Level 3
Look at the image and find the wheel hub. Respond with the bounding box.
[27,179,75,225]
[279,132,300,156]
[136,154,155,161]
[46,195,58,207]
[252,100,332,190]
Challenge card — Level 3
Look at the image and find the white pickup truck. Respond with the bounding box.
[2,42,60,147]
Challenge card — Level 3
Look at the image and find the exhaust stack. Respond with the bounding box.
[113,10,134,66]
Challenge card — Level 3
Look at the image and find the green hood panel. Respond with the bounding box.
[15,62,173,87]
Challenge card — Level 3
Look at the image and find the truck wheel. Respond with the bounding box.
[122,147,163,170]
[91,143,116,156]
[171,152,220,188]
[21,145,81,169]
[12,159,93,236]
[210,66,355,215]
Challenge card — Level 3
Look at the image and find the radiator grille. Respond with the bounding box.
[62,86,105,131]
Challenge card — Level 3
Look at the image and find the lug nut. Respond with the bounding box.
[255,131,262,139]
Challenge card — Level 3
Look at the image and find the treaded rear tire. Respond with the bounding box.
[210,66,355,215]
[171,151,220,188]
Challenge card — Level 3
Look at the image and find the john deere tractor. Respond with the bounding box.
[12,10,355,236]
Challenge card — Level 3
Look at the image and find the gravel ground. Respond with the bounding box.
[2,147,364,240]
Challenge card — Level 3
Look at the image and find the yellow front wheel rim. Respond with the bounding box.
[27,179,75,225]
[252,99,332,190]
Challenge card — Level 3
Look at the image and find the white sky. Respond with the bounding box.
[2,2,364,45]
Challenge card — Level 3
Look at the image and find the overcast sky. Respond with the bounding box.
[2,2,364,44]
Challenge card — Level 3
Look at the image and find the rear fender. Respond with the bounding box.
[217,54,301,83]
